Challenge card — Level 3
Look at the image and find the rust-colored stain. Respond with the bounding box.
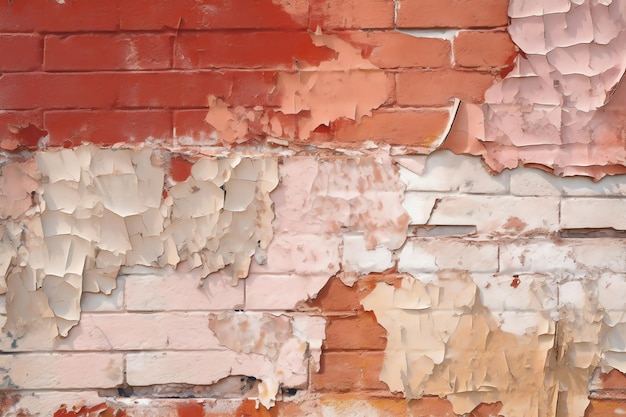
[510,276,520,288]
[234,400,272,417]
[503,216,528,232]
[176,401,205,417]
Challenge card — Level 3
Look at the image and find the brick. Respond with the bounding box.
[499,240,626,274]
[0,0,117,32]
[400,150,509,193]
[119,0,309,30]
[0,353,123,389]
[124,270,244,311]
[427,195,560,235]
[0,110,44,148]
[342,31,451,69]
[511,168,626,197]
[173,110,217,142]
[117,71,280,108]
[454,30,517,68]
[311,351,387,391]
[397,70,497,106]
[331,109,451,146]
[0,73,119,110]
[398,238,498,273]
[45,34,172,71]
[308,276,371,312]
[248,233,340,276]
[174,32,335,70]
[309,0,394,29]
[323,313,387,350]
[0,34,41,71]
[245,274,332,310]
[44,110,172,147]
[60,313,223,351]
[396,0,509,28]
[80,277,125,312]
[561,198,626,230]
[126,351,270,386]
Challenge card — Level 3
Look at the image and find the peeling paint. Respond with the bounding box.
[0,146,278,339]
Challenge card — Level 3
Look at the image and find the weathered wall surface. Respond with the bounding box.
[2,1,626,417]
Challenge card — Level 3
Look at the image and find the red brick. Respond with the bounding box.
[311,351,387,391]
[45,34,172,71]
[0,73,119,110]
[309,0,394,29]
[323,313,387,350]
[174,110,217,141]
[586,399,626,417]
[44,110,172,146]
[331,109,451,146]
[119,0,308,30]
[454,30,517,68]
[0,35,41,71]
[396,0,509,28]
[118,71,280,108]
[174,32,336,70]
[396,70,497,106]
[0,0,117,32]
[341,31,451,69]
[169,156,193,182]
[309,275,401,312]
[0,111,44,149]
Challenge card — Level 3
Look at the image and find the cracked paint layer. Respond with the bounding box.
[0,146,278,339]
[208,311,325,408]
[203,29,389,146]
[452,0,626,178]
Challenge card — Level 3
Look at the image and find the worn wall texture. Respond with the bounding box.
[2,1,626,416]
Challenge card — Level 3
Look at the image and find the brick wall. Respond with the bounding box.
[2,1,626,417]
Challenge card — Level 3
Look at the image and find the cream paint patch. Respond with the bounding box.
[0,146,278,339]
[208,311,325,408]
[362,272,626,417]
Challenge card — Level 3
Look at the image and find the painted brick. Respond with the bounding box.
[427,195,560,235]
[44,110,172,147]
[0,0,117,32]
[80,277,125,312]
[119,0,309,30]
[323,313,387,350]
[399,150,509,193]
[341,31,451,68]
[0,34,41,71]
[402,192,440,224]
[0,353,123,389]
[58,313,223,351]
[332,109,451,146]
[311,351,387,391]
[398,238,499,273]
[561,198,626,230]
[124,270,244,311]
[396,0,509,28]
[396,70,497,106]
[248,233,341,277]
[174,32,335,70]
[499,240,626,274]
[309,0,394,29]
[341,233,394,276]
[126,351,268,386]
[0,295,5,315]
[454,30,517,68]
[245,274,331,310]
[44,34,172,71]
[511,168,626,197]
